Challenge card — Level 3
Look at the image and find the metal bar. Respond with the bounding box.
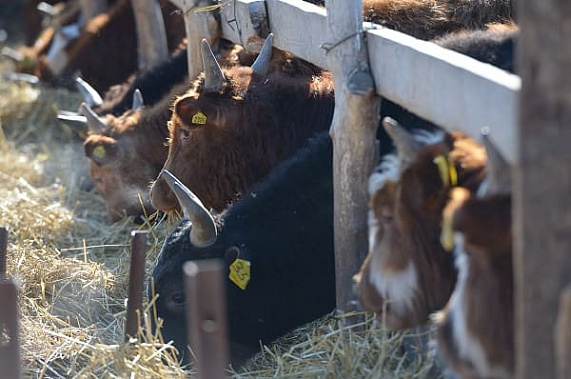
[0,279,21,379]
[125,230,148,341]
[184,260,229,379]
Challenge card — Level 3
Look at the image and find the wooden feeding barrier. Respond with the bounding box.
[124,230,148,341]
[0,279,21,379]
[184,260,229,379]
[0,227,7,278]
[164,0,571,374]
[130,0,169,70]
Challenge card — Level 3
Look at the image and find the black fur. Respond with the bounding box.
[152,132,335,367]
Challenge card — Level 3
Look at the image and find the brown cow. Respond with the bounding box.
[149,34,335,212]
[355,117,486,329]
[12,0,186,92]
[79,42,260,222]
[435,132,513,378]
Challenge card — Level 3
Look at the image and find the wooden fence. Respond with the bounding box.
[166,0,571,376]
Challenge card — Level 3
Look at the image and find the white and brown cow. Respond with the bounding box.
[435,132,513,378]
[355,117,486,329]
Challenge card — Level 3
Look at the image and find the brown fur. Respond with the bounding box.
[363,0,515,40]
[436,188,514,377]
[357,132,486,329]
[84,82,188,221]
[150,56,334,212]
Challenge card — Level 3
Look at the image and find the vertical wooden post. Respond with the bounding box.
[168,0,220,80]
[0,227,7,278]
[325,0,381,317]
[184,260,229,379]
[0,279,21,379]
[555,285,571,379]
[514,0,571,376]
[131,0,169,70]
[125,231,148,341]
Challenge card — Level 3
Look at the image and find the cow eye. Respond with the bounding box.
[166,291,185,312]
[179,128,190,140]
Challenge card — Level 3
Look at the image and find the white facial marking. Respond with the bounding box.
[448,233,510,379]
[368,257,418,316]
[412,129,445,147]
[368,154,400,196]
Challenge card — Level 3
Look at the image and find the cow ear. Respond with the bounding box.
[174,97,210,128]
[84,138,118,166]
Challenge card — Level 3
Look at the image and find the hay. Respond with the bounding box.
[0,45,440,378]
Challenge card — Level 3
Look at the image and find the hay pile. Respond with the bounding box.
[0,57,441,378]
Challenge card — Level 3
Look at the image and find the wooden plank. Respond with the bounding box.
[325,0,381,318]
[0,279,21,379]
[514,0,571,377]
[131,0,169,70]
[220,0,519,163]
[168,0,219,80]
[367,27,520,164]
[220,0,270,52]
[0,227,6,278]
[184,260,229,379]
[124,231,148,341]
[555,285,571,379]
[264,0,329,69]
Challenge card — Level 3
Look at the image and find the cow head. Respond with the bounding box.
[149,34,277,213]
[81,92,168,222]
[435,131,513,378]
[355,117,486,329]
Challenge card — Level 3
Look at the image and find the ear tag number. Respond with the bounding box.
[191,112,207,125]
[93,145,106,159]
[229,258,250,290]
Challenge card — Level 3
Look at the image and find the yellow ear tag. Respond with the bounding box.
[433,155,458,187]
[93,145,106,160]
[229,258,250,290]
[191,112,207,125]
[440,212,455,252]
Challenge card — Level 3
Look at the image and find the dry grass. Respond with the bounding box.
[0,52,441,378]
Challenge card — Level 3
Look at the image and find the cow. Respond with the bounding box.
[434,132,513,378]
[11,0,186,92]
[77,41,264,222]
[149,33,335,213]
[151,131,335,366]
[354,117,487,329]
[307,0,515,40]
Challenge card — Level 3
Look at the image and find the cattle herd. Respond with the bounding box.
[3,0,518,377]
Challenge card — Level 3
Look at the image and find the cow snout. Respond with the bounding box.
[150,176,180,212]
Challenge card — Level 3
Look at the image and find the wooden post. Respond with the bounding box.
[325,0,381,317]
[220,0,269,52]
[0,279,21,379]
[555,285,571,379]
[168,0,220,80]
[124,231,148,341]
[514,0,571,376]
[131,0,169,70]
[184,260,229,379]
[0,227,7,278]
[78,0,107,22]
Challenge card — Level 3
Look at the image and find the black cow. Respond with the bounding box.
[151,132,335,366]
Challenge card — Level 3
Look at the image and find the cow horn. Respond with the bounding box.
[201,39,225,92]
[251,33,274,75]
[79,102,106,133]
[132,89,144,111]
[1,46,24,63]
[479,127,511,196]
[382,117,422,163]
[75,77,103,108]
[57,110,88,131]
[160,170,218,248]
